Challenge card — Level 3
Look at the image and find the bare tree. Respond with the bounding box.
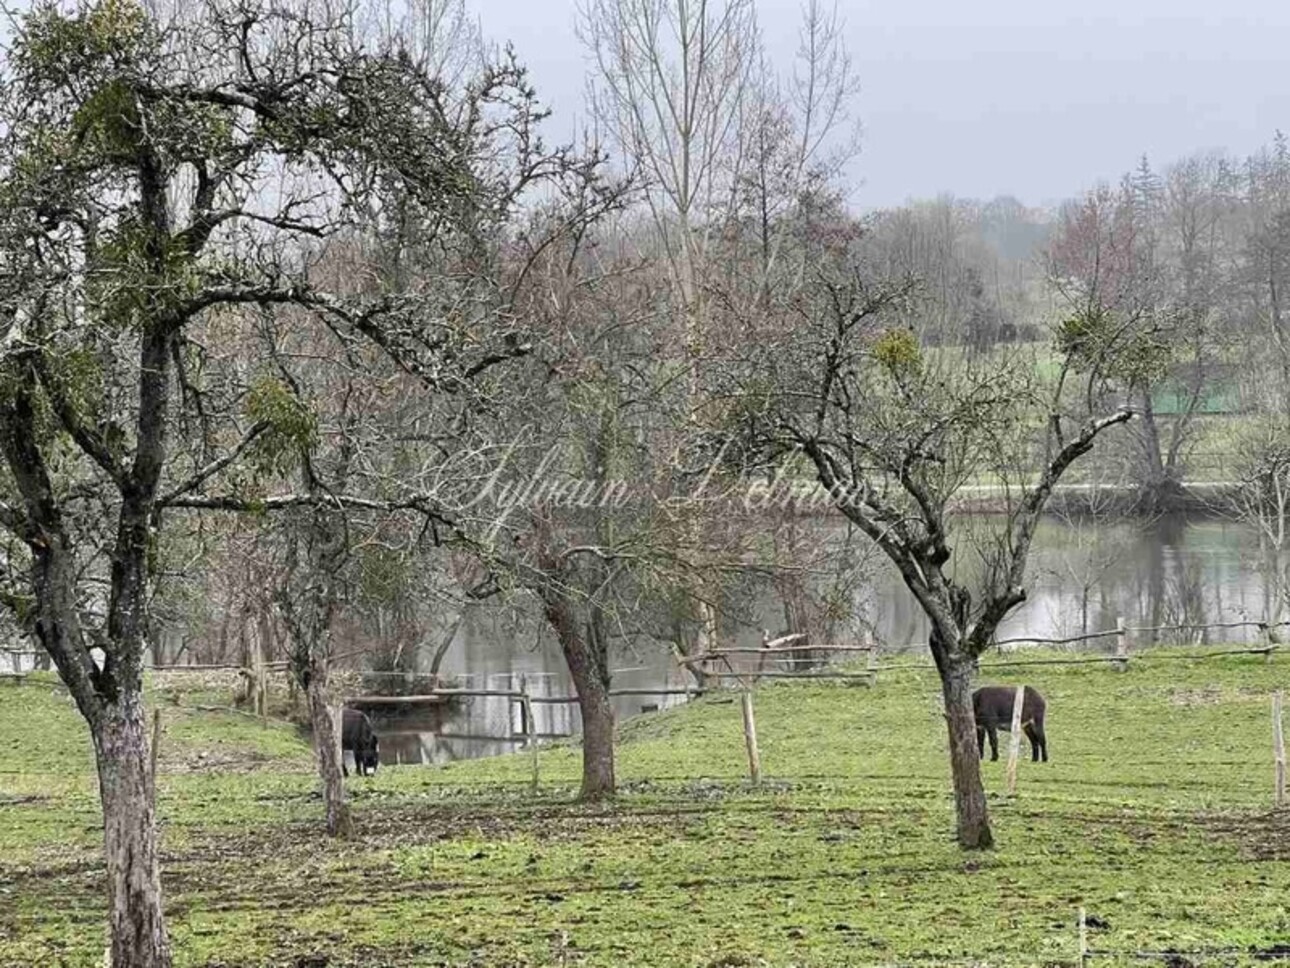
[456,204,682,799]
[364,0,482,85]
[580,0,759,656]
[751,273,1130,848]
[1048,159,1231,512]
[582,0,862,667]
[857,196,1039,355]
[1241,134,1290,413]
[1232,419,1290,629]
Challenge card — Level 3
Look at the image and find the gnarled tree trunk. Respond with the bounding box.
[100,488,175,968]
[275,475,352,837]
[1133,393,1186,514]
[96,700,172,968]
[575,675,616,801]
[541,594,615,800]
[27,531,174,968]
[305,673,351,838]
[938,652,993,849]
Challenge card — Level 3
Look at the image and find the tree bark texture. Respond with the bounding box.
[28,540,174,968]
[1133,393,1185,513]
[95,701,173,968]
[541,593,616,800]
[306,674,352,838]
[940,655,994,849]
[577,678,617,801]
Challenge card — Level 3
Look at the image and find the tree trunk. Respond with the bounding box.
[27,534,174,968]
[426,615,464,683]
[95,700,173,968]
[939,655,994,850]
[672,613,707,690]
[577,679,617,800]
[1133,393,1185,513]
[541,594,615,800]
[306,677,351,838]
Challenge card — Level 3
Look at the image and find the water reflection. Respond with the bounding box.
[995,517,1266,646]
[367,623,699,766]
[843,517,1271,650]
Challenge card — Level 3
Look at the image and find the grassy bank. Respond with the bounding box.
[1,652,1288,967]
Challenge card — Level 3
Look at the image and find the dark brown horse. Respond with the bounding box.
[342,708,380,776]
[973,685,1048,762]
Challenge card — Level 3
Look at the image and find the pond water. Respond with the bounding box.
[370,515,1278,767]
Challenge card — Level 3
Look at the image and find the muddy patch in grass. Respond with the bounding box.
[1200,810,1290,861]
[1168,686,1225,706]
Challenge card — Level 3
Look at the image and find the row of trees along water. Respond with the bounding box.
[4,1,1290,965]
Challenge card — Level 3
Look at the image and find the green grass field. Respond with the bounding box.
[1,652,1288,967]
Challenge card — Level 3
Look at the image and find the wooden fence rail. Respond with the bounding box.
[994,618,1290,648]
[9,615,1282,678]
[874,644,1279,675]
[679,644,873,664]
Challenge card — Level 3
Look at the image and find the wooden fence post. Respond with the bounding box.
[1114,617,1129,672]
[331,704,344,776]
[1275,691,1286,809]
[150,708,162,782]
[519,674,539,793]
[247,629,267,717]
[741,688,762,785]
[1263,623,1278,664]
[1078,906,1089,968]
[256,633,268,716]
[1005,685,1025,796]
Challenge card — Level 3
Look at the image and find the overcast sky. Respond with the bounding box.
[467,0,1290,211]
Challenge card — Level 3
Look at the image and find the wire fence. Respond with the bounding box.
[5,615,1286,794]
[676,618,1288,812]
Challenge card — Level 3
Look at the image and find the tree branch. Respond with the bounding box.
[157,422,268,507]
[166,490,458,530]
[174,206,329,256]
[965,408,1134,655]
[30,352,125,486]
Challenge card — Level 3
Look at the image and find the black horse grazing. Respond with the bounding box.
[342,708,380,777]
[973,685,1048,763]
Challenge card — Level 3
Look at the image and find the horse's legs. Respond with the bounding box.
[977,725,986,760]
[987,725,999,761]
[1024,723,1039,762]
